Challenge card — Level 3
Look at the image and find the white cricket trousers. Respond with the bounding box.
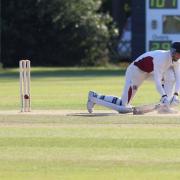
[121,63,148,106]
[121,63,175,106]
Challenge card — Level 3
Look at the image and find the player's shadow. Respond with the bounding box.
[67,113,119,117]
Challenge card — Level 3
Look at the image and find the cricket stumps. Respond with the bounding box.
[19,60,31,112]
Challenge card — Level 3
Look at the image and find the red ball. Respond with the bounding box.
[24,94,29,99]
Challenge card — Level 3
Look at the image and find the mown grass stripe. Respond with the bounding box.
[0,137,180,148]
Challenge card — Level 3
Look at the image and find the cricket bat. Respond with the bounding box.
[133,103,179,115]
[133,103,160,115]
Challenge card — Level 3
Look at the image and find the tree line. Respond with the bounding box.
[1,0,122,67]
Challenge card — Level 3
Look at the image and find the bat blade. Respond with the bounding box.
[133,104,160,115]
[133,103,179,115]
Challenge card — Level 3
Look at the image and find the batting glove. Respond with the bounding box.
[160,95,169,105]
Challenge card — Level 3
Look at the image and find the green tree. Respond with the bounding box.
[2,0,118,67]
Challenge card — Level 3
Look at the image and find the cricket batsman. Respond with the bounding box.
[87,42,180,113]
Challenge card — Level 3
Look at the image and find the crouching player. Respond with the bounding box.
[87,42,180,113]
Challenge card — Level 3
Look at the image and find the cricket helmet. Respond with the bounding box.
[171,42,180,53]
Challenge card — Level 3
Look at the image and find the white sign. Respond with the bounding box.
[146,0,180,51]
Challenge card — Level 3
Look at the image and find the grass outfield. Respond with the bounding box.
[0,67,160,110]
[0,67,180,180]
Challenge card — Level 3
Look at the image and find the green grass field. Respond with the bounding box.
[0,67,180,180]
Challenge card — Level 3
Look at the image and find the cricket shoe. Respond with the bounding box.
[87,91,97,113]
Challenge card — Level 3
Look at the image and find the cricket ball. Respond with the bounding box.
[24,94,29,99]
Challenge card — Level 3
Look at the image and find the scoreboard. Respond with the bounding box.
[149,0,177,9]
[146,0,180,51]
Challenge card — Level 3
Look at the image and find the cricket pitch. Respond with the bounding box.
[0,109,179,116]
